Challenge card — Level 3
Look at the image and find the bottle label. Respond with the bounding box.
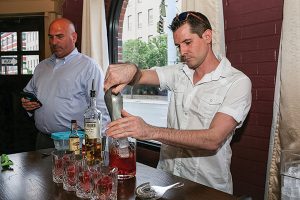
[69,137,80,154]
[85,120,101,139]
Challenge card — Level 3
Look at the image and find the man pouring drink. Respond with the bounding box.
[104,11,252,194]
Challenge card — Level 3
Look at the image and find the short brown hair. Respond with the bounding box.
[169,11,212,38]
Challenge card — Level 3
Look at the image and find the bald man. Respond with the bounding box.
[21,18,110,150]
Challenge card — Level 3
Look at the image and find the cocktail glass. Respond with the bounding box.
[51,150,65,183]
[62,151,76,192]
[76,158,92,199]
[90,165,118,200]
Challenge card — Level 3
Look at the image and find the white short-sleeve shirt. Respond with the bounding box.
[155,57,252,194]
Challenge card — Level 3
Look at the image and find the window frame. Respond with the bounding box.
[148,8,153,25]
[0,14,45,76]
[127,15,132,31]
[107,0,161,151]
[137,12,142,29]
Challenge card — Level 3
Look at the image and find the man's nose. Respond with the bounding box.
[50,37,58,45]
[179,45,188,55]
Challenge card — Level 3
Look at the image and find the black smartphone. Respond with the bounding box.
[20,91,42,106]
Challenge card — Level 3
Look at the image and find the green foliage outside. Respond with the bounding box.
[122,34,167,69]
[122,34,168,96]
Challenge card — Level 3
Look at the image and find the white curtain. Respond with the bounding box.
[265,1,300,199]
[81,0,109,73]
[181,0,225,56]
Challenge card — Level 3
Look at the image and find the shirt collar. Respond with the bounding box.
[49,48,79,64]
[210,57,233,79]
[181,56,233,85]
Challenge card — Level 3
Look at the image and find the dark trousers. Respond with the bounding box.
[36,132,54,150]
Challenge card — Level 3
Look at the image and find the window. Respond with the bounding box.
[137,12,142,29]
[128,15,132,31]
[148,9,153,25]
[108,0,182,131]
[0,16,44,75]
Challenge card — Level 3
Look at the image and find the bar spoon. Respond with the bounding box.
[135,182,184,199]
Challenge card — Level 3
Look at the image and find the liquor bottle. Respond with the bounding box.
[69,120,80,155]
[84,80,103,165]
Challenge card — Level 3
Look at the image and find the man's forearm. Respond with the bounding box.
[149,112,238,151]
[138,69,160,85]
[151,126,222,151]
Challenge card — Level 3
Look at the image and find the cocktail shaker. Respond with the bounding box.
[104,88,129,149]
[104,88,136,179]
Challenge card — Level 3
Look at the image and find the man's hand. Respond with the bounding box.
[104,63,139,94]
[106,110,154,141]
[21,98,41,111]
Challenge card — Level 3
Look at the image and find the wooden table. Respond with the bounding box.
[0,149,237,200]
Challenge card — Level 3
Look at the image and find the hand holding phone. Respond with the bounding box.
[20,91,43,107]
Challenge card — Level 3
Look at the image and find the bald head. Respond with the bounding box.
[49,18,76,33]
[48,18,77,58]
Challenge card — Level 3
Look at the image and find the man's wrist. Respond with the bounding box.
[128,64,142,86]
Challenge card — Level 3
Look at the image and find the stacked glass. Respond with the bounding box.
[51,150,118,200]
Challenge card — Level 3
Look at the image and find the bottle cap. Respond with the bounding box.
[90,79,96,97]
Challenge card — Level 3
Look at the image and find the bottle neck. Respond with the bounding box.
[90,96,97,108]
[71,122,78,134]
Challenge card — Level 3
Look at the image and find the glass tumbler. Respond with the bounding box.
[62,151,76,192]
[109,137,136,180]
[76,158,92,199]
[90,164,118,200]
[51,149,65,183]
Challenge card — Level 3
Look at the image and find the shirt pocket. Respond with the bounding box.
[174,89,185,106]
[192,94,224,118]
[55,79,73,101]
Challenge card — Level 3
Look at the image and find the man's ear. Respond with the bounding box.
[72,32,78,43]
[202,29,212,44]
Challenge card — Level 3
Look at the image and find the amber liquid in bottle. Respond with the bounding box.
[85,138,102,165]
[84,80,103,165]
[69,120,80,155]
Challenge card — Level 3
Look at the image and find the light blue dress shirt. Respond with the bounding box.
[24,48,110,134]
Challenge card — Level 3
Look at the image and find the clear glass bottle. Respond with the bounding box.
[84,81,103,165]
[69,120,80,155]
